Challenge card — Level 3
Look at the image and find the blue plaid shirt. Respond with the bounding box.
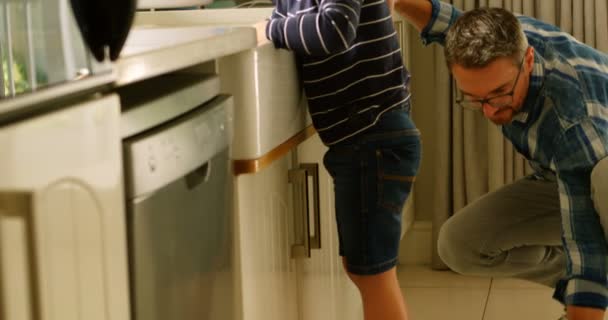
[421,0,608,309]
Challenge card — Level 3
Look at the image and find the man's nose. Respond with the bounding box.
[482,103,499,118]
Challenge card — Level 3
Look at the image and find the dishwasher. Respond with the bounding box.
[119,73,236,320]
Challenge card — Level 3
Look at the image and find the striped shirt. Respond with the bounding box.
[265,0,411,145]
[422,0,608,309]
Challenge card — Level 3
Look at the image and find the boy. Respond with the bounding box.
[255,1,421,319]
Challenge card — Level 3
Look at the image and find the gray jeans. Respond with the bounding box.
[437,157,608,287]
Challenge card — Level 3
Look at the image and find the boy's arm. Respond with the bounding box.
[265,0,364,55]
[393,0,431,31]
[393,0,461,45]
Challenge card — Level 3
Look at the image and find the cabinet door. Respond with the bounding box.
[234,150,299,320]
[294,134,363,320]
[0,95,129,320]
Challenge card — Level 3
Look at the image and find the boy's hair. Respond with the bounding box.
[445,7,528,68]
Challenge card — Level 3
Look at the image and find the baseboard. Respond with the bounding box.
[398,220,432,265]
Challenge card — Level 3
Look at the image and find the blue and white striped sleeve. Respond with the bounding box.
[266,0,364,56]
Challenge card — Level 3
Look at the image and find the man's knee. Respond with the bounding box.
[437,218,478,275]
[591,157,608,188]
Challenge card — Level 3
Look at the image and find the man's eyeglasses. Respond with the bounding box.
[456,55,525,111]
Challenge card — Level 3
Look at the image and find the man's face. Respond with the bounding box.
[451,48,534,125]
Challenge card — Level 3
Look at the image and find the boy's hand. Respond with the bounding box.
[253,20,270,45]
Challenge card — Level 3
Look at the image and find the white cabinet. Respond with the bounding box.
[294,133,363,320]
[234,150,300,320]
[0,95,130,320]
[234,132,363,320]
[233,17,414,320]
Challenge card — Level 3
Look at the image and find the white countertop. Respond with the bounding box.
[116,24,257,86]
[0,22,256,124]
[0,72,115,125]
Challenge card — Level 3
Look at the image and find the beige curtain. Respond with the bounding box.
[407,0,608,269]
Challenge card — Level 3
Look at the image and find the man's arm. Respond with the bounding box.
[554,119,608,318]
[393,0,432,31]
[386,0,394,14]
[265,0,364,56]
[567,307,606,320]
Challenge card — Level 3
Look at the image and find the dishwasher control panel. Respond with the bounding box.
[123,95,233,198]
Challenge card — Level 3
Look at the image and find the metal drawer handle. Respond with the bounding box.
[288,163,321,259]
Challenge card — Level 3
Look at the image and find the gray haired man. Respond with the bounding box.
[394,1,608,320]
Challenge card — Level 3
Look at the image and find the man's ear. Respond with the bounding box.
[525,46,535,70]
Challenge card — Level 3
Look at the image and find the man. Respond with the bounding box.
[394,1,608,319]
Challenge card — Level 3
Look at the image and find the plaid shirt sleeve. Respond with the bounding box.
[553,117,608,309]
[419,0,461,46]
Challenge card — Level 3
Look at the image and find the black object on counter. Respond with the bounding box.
[70,0,136,61]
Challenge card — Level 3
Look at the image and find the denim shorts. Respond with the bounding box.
[323,104,422,275]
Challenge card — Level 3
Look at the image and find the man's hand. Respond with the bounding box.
[253,20,270,45]
[567,305,605,320]
[386,0,394,14]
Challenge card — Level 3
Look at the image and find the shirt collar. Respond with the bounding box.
[512,51,546,124]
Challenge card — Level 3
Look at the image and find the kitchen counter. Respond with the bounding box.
[116,24,256,86]
[0,72,115,125]
[0,23,257,124]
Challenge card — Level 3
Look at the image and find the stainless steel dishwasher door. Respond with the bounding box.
[123,95,235,320]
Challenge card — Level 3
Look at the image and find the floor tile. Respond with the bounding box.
[398,264,491,288]
[403,287,489,320]
[490,278,549,289]
[483,288,563,320]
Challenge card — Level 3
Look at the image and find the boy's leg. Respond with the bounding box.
[437,176,566,286]
[323,107,420,320]
[345,263,408,320]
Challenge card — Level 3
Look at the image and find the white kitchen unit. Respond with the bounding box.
[229,14,415,320]
[294,134,364,320]
[201,9,361,320]
[0,94,130,320]
[233,150,300,320]
[220,22,363,320]
[221,24,315,319]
